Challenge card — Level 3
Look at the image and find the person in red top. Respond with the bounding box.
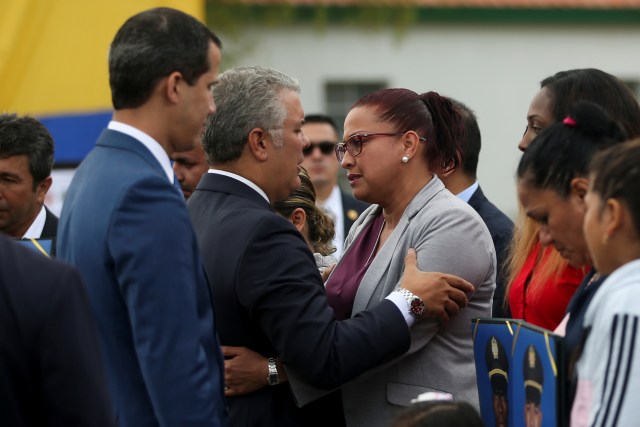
[505,68,640,330]
[508,243,584,330]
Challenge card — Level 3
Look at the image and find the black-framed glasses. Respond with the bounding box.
[303,141,336,156]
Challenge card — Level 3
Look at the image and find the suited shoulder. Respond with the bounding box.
[468,187,513,237]
[0,236,83,306]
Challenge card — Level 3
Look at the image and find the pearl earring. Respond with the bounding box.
[401,155,410,163]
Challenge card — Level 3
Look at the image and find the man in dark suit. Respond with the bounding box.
[0,114,58,254]
[188,66,474,426]
[439,98,514,317]
[57,8,226,426]
[0,233,114,427]
[301,114,368,258]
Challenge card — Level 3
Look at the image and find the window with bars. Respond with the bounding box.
[325,81,387,134]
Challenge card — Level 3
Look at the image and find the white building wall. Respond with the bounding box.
[221,23,640,218]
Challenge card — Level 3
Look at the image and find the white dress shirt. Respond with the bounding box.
[22,205,47,239]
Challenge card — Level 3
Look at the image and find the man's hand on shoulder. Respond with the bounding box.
[400,249,475,323]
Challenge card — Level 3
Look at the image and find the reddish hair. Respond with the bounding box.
[351,88,463,172]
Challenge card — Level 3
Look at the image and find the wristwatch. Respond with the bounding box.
[395,287,426,319]
[267,357,280,386]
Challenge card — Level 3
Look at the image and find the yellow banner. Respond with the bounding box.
[0,0,204,116]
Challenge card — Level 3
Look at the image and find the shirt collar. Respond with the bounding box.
[108,121,174,183]
[207,169,270,203]
[456,181,479,204]
[22,205,47,239]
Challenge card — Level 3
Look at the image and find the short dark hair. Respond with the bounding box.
[590,138,640,236]
[448,98,481,178]
[352,89,463,172]
[518,102,627,197]
[109,7,221,109]
[0,113,54,189]
[541,68,640,138]
[304,114,340,139]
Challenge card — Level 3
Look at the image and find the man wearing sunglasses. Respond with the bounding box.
[301,114,368,258]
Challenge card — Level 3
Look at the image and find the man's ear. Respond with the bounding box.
[289,207,307,233]
[570,177,589,201]
[164,72,183,104]
[35,176,52,204]
[246,128,269,161]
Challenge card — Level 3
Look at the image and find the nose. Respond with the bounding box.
[538,225,553,246]
[519,133,533,152]
[339,148,354,169]
[173,165,184,182]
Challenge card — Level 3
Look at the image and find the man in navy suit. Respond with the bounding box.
[301,114,368,258]
[188,66,474,426]
[439,98,514,317]
[0,114,58,255]
[57,8,226,426]
[0,233,114,427]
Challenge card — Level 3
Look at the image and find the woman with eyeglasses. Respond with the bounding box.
[323,88,495,426]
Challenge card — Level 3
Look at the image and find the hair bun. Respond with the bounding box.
[569,101,627,143]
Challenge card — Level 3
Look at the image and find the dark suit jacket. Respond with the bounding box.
[188,173,410,426]
[41,206,58,239]
[340,189,368,238]
[40,206,58,256]
[468,186,514,318]
[0,234,114,427]
[57,129,225,427]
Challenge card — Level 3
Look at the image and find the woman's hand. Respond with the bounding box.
[400,249,475,323]
[222,346,287,396]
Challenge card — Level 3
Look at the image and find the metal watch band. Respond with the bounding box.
[395,287,426,319]
[267,357,279,385]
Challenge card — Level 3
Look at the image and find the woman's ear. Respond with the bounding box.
[605,198,626,239]
[402,131,422,158]
[570,177,589,201]
[289,208,307,233]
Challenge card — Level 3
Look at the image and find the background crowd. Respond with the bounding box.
[2,6,640,427]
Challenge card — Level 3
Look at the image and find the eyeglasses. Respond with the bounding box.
[336,131,429,163]
[303,141,336,156]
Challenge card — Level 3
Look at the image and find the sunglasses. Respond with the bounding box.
[303,141,336,156]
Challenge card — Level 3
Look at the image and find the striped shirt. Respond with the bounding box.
[572,259,640,427]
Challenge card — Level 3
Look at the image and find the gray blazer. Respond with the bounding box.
[341,177,495,427]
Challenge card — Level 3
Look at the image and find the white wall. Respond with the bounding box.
[221,23,640,218]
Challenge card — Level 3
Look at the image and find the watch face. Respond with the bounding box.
[410,298,425,317]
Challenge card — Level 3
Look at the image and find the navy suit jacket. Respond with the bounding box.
[188,173,410,426]
[57,129,225,427]
[467,186,514,318]
[0,234,114,427]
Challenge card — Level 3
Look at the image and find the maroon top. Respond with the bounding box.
[325,213,385,320]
